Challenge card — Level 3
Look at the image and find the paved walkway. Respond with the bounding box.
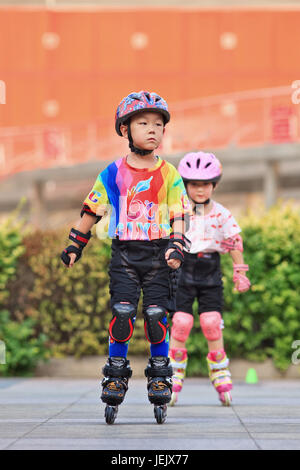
[0,377,300,450]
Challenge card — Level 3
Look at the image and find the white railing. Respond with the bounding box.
[166,85,299,152]
[1,85,299,179]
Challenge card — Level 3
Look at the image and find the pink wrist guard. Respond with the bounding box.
[233,264,251,292]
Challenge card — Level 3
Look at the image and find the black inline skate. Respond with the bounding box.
[101,356,132,424]
[145,356,173,424]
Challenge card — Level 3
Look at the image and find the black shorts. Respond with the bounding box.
[109,239,180,314]
[171,252,223,317]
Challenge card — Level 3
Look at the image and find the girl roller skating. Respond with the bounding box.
[169,152,251,407]
[61,91,190,424]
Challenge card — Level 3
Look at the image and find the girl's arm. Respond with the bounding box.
[229,249,244,267]
[228,249,251,293]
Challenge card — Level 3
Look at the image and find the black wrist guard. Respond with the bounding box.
[69,228,91,248]
[61,245,82,266]
[167,243,184,263]
[169,232,191,251]
[80,204,102,224]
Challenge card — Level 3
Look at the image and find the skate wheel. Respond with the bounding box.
[220,392,232,407]
[154,405,167,424]
[105,405,118,424]
[169,391,177,407]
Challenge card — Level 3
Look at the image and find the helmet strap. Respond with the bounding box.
[192,198,210,214]
[127,122,153,156]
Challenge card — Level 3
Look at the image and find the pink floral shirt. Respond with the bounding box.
[186,200,241,254]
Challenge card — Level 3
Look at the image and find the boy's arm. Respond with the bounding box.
[170,215,190,249]
[61,213,100,268]
[165,217,189,269]
[166,165,191,268]
[69,213,98,249]
[171,218,185,243]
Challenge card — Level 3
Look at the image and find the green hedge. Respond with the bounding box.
[0,208,50,376]
[4,227,149,361]
[1,203,300,376]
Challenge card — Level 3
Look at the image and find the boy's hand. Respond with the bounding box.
[61,227,92,268]
[61,245,82,268]
[62,252,77,268]
[165,248,181,270]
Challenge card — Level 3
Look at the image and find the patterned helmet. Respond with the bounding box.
[115,91,170,136]
[178,151,222,183]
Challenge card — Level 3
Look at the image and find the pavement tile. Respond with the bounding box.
[251,432,300,440]
[246,424,300,433]
[0,377,300,450]
[0,405,66,419]
[0,439,18,450]
[7,437,258,451]
[0,422,42,439]
[255,439,300,450]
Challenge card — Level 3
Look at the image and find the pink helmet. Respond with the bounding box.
[115,91,170,136]
[178,151,222,184]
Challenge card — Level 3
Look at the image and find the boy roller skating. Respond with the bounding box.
[168,152,251,407]
[61,91,190,424]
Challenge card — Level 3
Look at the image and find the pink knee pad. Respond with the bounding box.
[171,311,194,342]
[200,311,223,341]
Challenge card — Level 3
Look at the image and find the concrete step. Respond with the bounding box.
[34,355,300,380]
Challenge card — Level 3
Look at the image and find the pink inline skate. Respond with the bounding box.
[207,349,232,406]
[168,348,188,406]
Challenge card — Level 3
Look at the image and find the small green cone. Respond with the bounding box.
[245,368,258,384]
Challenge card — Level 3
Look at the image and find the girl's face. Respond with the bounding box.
[186,181,214,203]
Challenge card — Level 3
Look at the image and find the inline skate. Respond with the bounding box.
[145,356,173,424]
[207,350,232,406]
[168,348,188,406]
[101,356,132,424]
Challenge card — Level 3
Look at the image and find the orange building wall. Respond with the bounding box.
[0,7,299,128]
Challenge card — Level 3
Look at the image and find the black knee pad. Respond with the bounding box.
[144,305,168,344]
[109,303,136,342]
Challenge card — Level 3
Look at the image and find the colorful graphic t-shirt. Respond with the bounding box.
[83,156,190,241]
[186,201,241,254]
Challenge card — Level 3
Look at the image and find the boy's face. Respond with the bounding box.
[186,180,215,203]
[120,111,165,152]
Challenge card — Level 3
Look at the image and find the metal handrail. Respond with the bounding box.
[0,85,299,179]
